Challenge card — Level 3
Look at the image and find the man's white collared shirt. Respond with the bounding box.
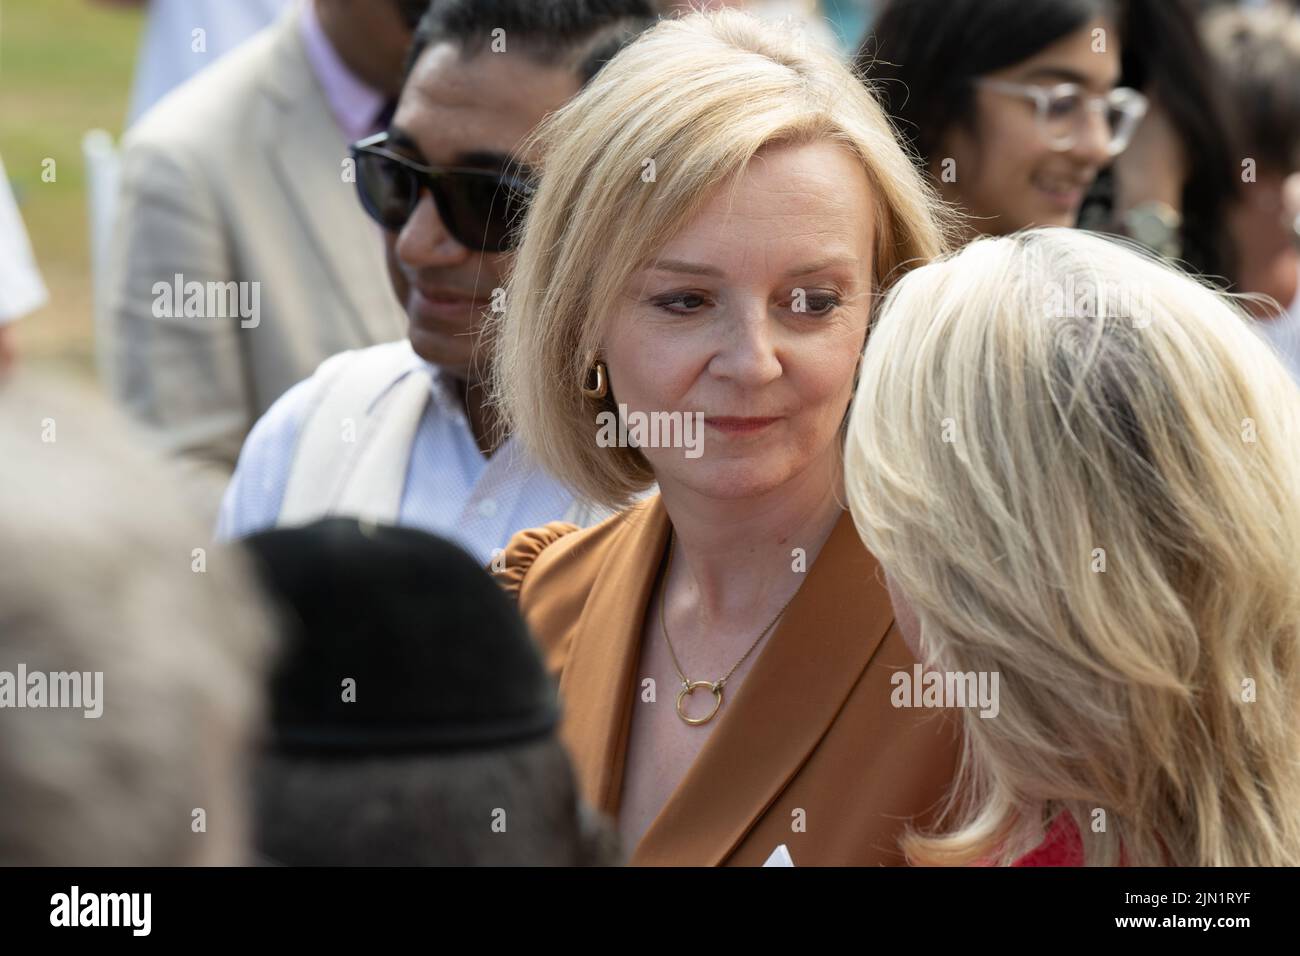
[217,344,585,565]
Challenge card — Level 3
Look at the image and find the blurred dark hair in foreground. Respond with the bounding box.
[244,518,621,866]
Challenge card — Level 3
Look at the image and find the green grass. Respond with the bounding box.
[0,0,142,378]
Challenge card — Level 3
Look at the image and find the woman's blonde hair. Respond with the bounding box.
[845,227,1300,866]
[490,8,952,507]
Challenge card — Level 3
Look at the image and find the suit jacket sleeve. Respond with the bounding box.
[105,133,250,476]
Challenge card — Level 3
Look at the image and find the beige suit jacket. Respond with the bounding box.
[104,7,404,478]
[499,496,962,866]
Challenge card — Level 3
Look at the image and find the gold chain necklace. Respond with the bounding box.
[658,528,798,726]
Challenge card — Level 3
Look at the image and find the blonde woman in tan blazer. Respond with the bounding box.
[493,10,961,866]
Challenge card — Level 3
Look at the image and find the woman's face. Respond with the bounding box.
[602,140,875,502]
[935,17,1120,234]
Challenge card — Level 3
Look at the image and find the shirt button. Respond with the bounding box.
[476,498,498,518]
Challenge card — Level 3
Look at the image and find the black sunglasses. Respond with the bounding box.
[350,132,535,254]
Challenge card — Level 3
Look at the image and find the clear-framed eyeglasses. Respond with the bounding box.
[973,79,1150,157]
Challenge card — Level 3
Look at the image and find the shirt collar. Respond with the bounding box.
[298,0,387,144]
[424,363,477,424]
[361,349,467,419]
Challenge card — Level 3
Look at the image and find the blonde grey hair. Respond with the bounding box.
[845,227,1300,866]
[0,373,272,865]
[491,8,952,507]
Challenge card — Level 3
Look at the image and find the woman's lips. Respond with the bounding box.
[1033,178,1086,212]
[705,416,781,434]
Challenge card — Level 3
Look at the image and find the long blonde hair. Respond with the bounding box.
[845,227,1300,866]
[490,8,952,508]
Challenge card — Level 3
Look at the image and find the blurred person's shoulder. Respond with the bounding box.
[121,11,293,157]
[218,339,418,539]
[243,338,418,452]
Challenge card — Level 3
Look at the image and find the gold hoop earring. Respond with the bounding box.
[581,359,608,400]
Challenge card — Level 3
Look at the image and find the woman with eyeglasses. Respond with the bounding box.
[859,0,1147,239]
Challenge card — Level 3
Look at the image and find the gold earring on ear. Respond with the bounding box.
[581,356,608,400]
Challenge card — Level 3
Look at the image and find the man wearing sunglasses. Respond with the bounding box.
[105,0,430,514]
[217,0,659,561]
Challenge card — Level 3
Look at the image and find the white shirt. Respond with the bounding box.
[217,344,587,565]
[0,155,47,324]
[127,0,290,125]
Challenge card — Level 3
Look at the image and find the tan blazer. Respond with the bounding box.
[499,496,962,866]
[104,6,404,480]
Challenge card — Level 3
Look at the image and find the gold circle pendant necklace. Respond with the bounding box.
[659,528,798,726]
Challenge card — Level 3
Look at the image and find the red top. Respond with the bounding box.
[1011,814,1085,866]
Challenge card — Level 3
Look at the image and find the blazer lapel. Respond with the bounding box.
[630,509,896,866]
[553,498,671,820]
[257,11,393,344]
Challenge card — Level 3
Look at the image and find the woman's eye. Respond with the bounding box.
[792,292,842,315]
[650,291,841,315]
[652,292,710,313]
[1047,94,1082,118]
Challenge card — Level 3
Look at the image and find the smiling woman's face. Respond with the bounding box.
[602,140,876,502]
[935,17,1120,234]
